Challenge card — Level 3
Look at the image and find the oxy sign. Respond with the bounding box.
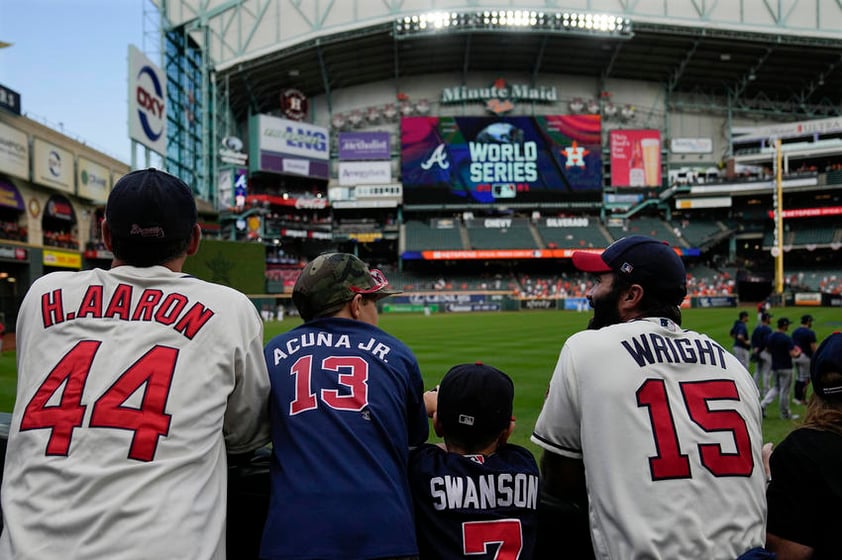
[128,45,167,155]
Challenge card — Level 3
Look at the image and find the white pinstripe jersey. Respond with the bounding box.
[0,266,270,560]
[532,317,767,560]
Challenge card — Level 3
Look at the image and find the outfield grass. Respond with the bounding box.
[1,306,837,459]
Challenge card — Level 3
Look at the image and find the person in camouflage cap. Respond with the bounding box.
[292,252,401,321]
[261,252,429,559]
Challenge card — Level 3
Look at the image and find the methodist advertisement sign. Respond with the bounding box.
[249,114,329,179]
[0,120,29,180]
[401,115,602,204]
[609,129,662,187]
[128,45,167,155]
[338,132,390,160]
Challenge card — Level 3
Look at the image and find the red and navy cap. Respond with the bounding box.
[572,235,687,306]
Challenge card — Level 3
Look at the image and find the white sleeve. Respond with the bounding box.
[223,305,271,454]
[531,340,583,459]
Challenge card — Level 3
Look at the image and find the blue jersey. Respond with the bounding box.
[731,320,750,349]
[791,327,817,358]
[261,317,429,559]
[409,443,540,560]
[751,324,772,351]
[767,331,796,370]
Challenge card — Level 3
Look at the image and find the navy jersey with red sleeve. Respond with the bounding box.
[409,443,540,560]
[261,317,429,560]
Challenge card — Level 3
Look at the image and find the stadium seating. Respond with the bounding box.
[672,219,730,248]
[536,219,612,249]
[464,219,539,250]
[403,220,465,251]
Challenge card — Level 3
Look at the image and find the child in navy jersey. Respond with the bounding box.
[410,363,539,559]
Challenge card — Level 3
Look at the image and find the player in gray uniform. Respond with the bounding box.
[0,169,270,560]
[532,235,771,560]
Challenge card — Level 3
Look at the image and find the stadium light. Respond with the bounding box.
[395,9,632,38]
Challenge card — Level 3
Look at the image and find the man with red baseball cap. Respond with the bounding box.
[532,235,771,559]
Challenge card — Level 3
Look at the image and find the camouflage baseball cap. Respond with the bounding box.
[293,253,401,321]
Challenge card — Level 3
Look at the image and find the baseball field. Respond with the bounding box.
[0,306,837,459]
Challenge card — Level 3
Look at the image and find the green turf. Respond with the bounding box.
[1,306,836,459]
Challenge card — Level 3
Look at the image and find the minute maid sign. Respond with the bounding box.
[440,78,558,115]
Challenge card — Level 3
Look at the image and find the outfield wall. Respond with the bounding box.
[372,291,841,313]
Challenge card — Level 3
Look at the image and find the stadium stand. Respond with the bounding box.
[535,217,612,249]
[464,218,539,250]
[672,218,731,249]
[403,220,465,251]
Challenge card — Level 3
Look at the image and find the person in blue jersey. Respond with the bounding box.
[761,317,803,420]
[410,362,540,560]
[260,253,429,560]
[732,310,752,369]
[751,312,774,393]
[791,314,818,405]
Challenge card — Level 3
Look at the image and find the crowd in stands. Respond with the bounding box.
[0,221,26,242]
[43,230,79,250]
[785,271,842,295]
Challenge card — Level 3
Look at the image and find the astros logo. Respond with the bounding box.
[562,141,589,168]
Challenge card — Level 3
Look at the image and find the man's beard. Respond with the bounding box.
[587,284,624,330]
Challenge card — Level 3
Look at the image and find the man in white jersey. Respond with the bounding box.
[531,235,771,560]
[0,168,270,560]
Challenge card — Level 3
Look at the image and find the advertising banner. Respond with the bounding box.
[670,137,712,154]
[0,179,24,211]
[338,161,392,185]
[401,115,602,204]
[250,114,329,179]
[32,138,73,193]
[128,45,167,155]
[338,132,390,160]
[610,129,662,187]
[76,157,110,203]
[43,249,82,269]
[0,120,29,180]
[520,299,558,310]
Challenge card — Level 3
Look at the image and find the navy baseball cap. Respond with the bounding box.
[106,168,197,242]
[777,317,791,328]
[437,362,514,445]
[572,235,687,305]
[801,314,814,323]
[811,333,842,400]
[293,253,400,321]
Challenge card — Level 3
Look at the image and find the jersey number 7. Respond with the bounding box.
[463,519,523,560]
[19,340,177,462]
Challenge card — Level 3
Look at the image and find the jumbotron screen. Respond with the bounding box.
[400,115,602,204]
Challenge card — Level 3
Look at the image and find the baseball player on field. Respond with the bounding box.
[0,169,271,559]
[410,362,540,559]
[260,253,428,560]
[531,235,772,560]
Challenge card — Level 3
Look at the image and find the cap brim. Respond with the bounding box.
[371,287,402,299]
[572,251,612,273]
